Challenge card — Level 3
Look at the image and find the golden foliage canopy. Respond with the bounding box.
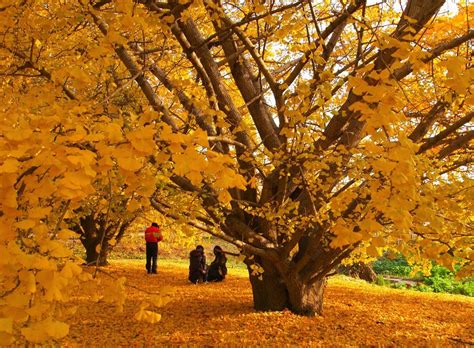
[0,0,472,342]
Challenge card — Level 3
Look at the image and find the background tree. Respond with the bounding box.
[70,189,138,266]
[0,1,165,342]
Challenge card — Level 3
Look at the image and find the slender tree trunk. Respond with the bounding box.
[346,262,377,282]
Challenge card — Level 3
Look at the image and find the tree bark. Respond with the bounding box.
[246,257,288,311]
[82,237,109,266]
[246,257,326,316]
[287,277,325,316]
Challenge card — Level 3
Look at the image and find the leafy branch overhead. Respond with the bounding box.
[0,0,472,343]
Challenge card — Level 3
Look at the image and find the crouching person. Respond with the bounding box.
[207,246,227,282]
[188,245,207,284]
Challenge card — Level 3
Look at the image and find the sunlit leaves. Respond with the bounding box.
[20,318,69,343]
[0,0,472,341]
[0,318,14,345]
[102,277,127,313]
[127,126,157,155]
[134,306,162,324]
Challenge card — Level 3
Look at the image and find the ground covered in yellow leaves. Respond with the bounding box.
[63,260,473,346]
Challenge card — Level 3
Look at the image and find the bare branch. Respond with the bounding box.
[283,0,366,89]
[207,136,247,149]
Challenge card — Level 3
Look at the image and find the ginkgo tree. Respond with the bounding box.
[69,182,141,266]
[0,0,168,342]
[120,0,471,315]
[0,2,473,344]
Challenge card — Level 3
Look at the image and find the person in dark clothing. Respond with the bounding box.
[207,245,227,282]
[144,222,163,274]
[188,245,207,284]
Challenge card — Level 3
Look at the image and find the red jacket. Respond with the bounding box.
[144,226,163,243]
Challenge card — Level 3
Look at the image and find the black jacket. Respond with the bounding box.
[189,249,206,283]
[207,253,227,281]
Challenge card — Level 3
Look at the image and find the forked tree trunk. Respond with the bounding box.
[73,213,126,267]
[83,238,109,266]
[246,257,326,316]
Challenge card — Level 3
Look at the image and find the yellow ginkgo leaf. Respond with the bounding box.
[116,156,143,172]
[19,270,36,293]
[0,159,19,173]
[0,318,13,334]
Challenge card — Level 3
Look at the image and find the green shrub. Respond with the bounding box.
[425,276,455,293]
[414,284,432,293]
[373,254,412,277]
[372,254,473,297]
[452,281,474,296]
[391,282,407,290]
[374,274,390,286]
[429,264,454,278]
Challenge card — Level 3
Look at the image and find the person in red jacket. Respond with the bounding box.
[144,222,163,274]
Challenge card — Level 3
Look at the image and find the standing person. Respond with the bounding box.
[188,245,207,284]
[207,246,227,282]
[144,222,163,274]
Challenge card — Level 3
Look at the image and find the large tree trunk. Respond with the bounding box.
[82,237,109,266]
[246,257,288,311]
[246,257,326,316]
[72,213,130,267]
[286,277,326,316]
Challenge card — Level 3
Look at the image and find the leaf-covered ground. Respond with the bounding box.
[63,260,473,346]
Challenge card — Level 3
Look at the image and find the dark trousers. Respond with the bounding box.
[188,270,207,284]
[146,242,158,273]
[207,268,224,282]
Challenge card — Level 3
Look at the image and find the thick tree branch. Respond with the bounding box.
[207,136,247,149]
[168,23,219,116]
[409,101,449,143]
[394,29,474,81]
[438,130,474,158]
[150,198,274,259]
[137,52,220,140]
[418,112,473,154]
[317,0,446,151]
[196,0,306,50]
[206,5,282,151]
[176,18,252,148]
[90,11,179,130]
